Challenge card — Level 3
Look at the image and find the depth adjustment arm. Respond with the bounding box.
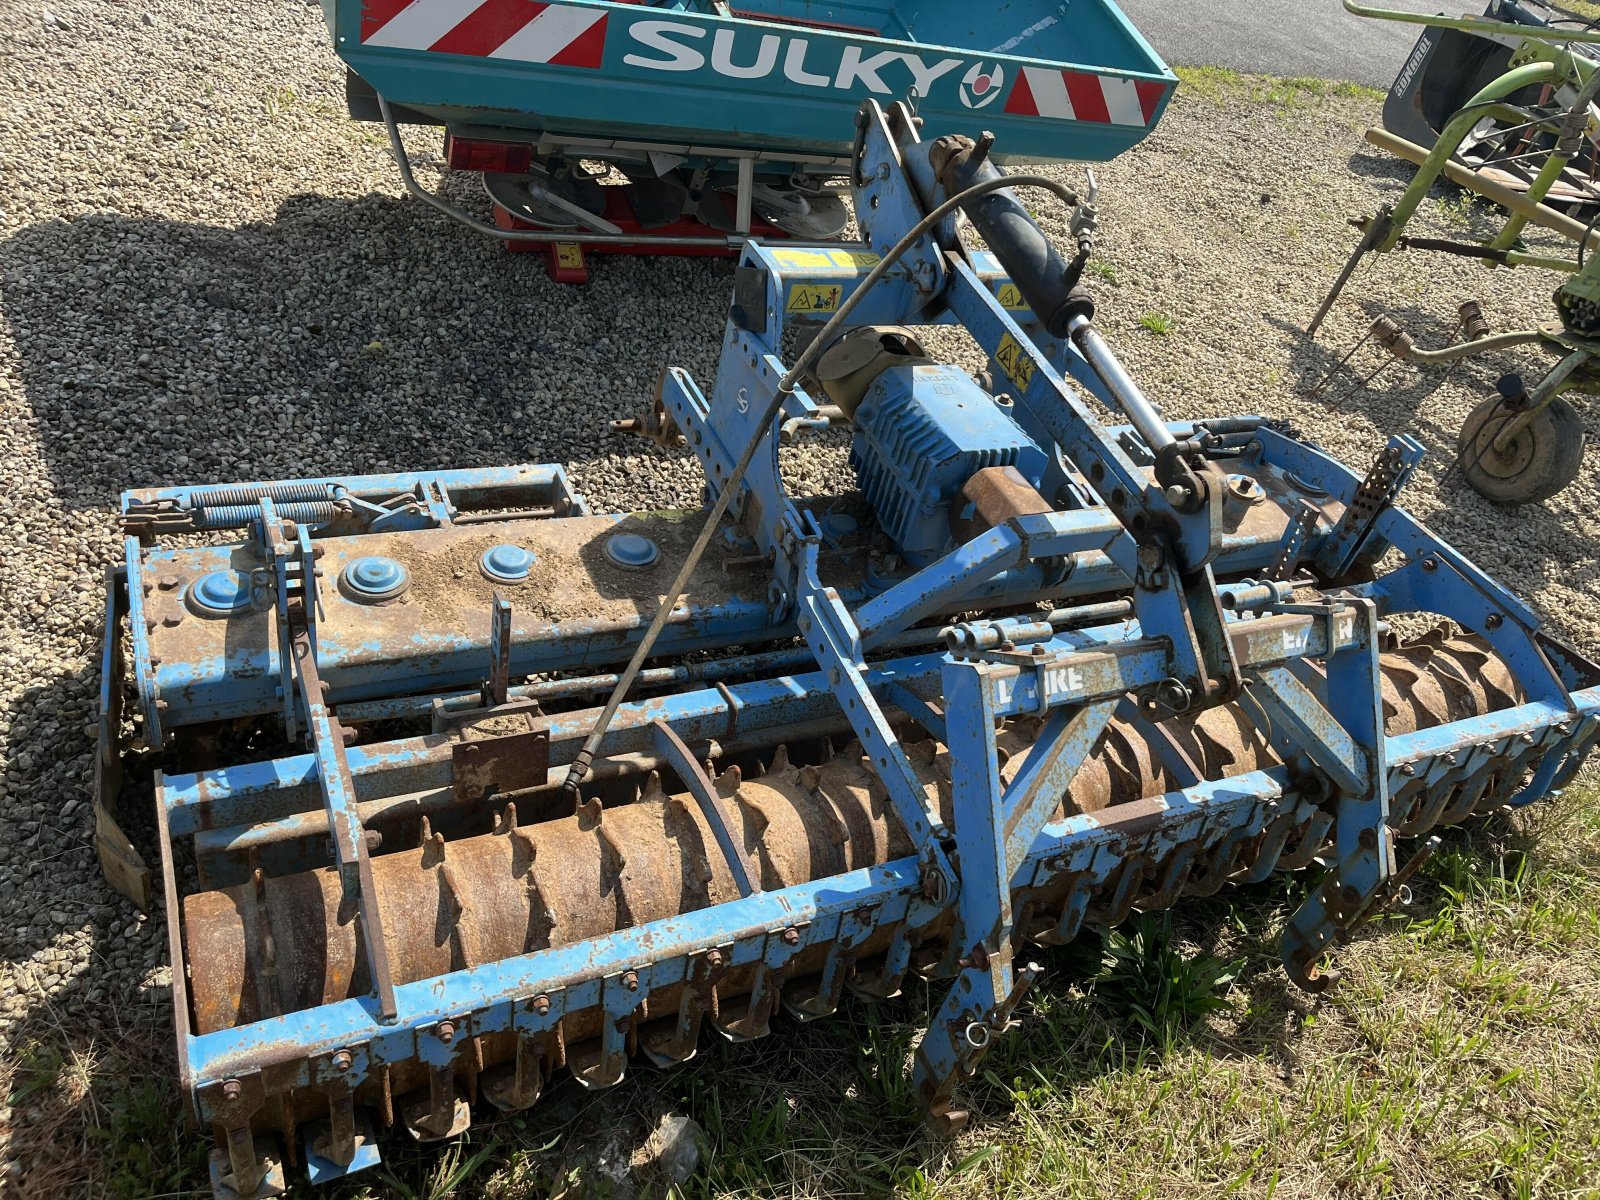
[272,513,399,1023]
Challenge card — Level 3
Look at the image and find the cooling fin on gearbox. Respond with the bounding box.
[849,361,1047,564]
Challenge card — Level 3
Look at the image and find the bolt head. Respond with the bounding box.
[532,995,551,1016]
[622,970,640,991]
[782,927,801,946]
[332,1050,353,1072]
[221,1079,242,1103]
[437,1021,456,1044]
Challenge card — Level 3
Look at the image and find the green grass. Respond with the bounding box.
[1085,259,1120,286]
[1139,311,1176,336]
[3,1017,206,1198]
[1174,65,1384,107]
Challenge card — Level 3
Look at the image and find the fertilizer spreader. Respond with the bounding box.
[96,100,1600,1197]
[327,0,1175,278]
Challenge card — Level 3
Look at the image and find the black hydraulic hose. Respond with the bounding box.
[561,172,1082,797]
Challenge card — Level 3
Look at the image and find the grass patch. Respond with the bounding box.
[1175,65,1384,107]
[1139,311,1176,335]
[1085,259,1120,286]
[0,1005,206,1198]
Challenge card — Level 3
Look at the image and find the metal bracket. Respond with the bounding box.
[1269,499,1322,581]
[452,730,550,805]
[201,1073,285,1200]
[1315,434,1423,579]
[485,594,512,706]
[1279,599,1392,990]
[291,625,398,1023]
[94,566,153,909]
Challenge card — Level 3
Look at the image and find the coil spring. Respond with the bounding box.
[1459,300,1490,342]
[191,482,336,508]
[194,501,343,530]
[189,483,339,530]
[1371,315,1415,359]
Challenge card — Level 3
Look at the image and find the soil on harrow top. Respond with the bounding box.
[2,1,1599,1198]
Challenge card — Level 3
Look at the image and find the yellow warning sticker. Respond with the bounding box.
[996,283,1028,311]
[554,243,583,269]
[827,249,881,269]
[768,248,882,272]
[770,249,837,270]
[995,332,1036,392]
[786,283,843,315]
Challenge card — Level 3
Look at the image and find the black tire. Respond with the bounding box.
[1456,394,1585,506]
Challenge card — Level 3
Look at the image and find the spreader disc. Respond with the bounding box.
[753,192,850,240]
[484,172,605,230]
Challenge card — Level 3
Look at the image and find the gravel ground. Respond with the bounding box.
[2,0,1598,1192]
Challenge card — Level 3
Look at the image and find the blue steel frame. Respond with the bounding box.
[103,100,1600,1193]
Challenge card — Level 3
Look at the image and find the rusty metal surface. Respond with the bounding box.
[184,630,1521,1040]
[950,465,1053,543]
[452,730,550,805]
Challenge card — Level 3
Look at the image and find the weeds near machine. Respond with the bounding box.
[1093,915,1242,1040]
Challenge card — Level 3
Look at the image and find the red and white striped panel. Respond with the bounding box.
[360,0,608,66]
[1004,67,1167,126]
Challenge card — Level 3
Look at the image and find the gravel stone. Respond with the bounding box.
[0,0,1596,1188]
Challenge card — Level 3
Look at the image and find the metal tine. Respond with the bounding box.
[278,1092,298,1174]
[1011,890,1049,945]
[1037,873,1095,946]
[1238,802,1301,885]
[206,1075,279,1199]
[1476,764,1526,815]
[317,1086,358,1168]
[1186,825,1255,897]
[571,1007,630,1089]
[641,947,723,1068]
[1386,780,1429,835]
[715,963,779,1041]
[787,909,875,1021]
[1134,841,1197,912]
[1276,810,1335,874]
[849,921,911,1000]
[1394,775,1459,837]
[641,981,706,1068]
[1087,853,1151,928]
[1439,769,1494,826]
[404,1058,469,1142]
[483,1032,549,1111]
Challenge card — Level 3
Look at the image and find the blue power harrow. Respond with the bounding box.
[96,101,1600,1196]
